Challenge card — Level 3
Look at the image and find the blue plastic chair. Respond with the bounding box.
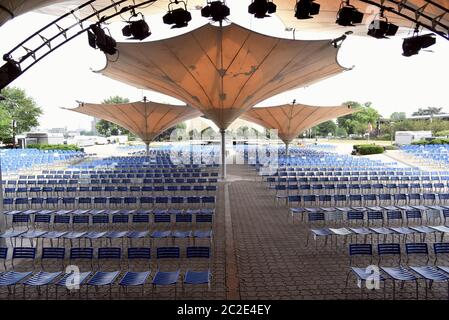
[22,271,62,299]
[152,247,180,296]
[118,248,152,296]
[381,266,419,300]
[184,247,212,290]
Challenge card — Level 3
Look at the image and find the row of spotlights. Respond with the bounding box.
[88,0,436,58]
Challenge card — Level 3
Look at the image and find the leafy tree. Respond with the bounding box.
[0,87,43,143]
[337,102,380,135]
[412,107,444,116]
[95,96,130,137]
[313,120,337,136]
[390,112,406,121]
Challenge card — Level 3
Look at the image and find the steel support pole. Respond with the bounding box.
[145,142,150,156]
[220,129,226,179]
[0,153,6,247]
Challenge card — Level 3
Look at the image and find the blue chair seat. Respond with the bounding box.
[350,267,385,281]
[184,270,211,285]
[193,230,212,238]
[0,230,25,238]
[106,231,129,239]
[152,270,180,285]
[381,266,418,281]
[410,266,449,282]
[0,271,32,286]
[63,232,86,239]
[349,227,372,235]
[409,226,436,234]
[389,227,415,235]
[84,231,108,239]
[41,231,67,239]
[87,271,120,286]
[173,231,192,238]
[23,271,62,286]
[20,230,47,238]
[430,226,449,233]
[119,271,151,286]
[310,228,331,237]
[56,271,92,287]
[127,231,149,239]
[151,231,171,238]
[369,227,394,235]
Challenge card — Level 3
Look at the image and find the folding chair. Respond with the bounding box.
[119,247,152,297]
[152,247,181,298]
[183,247,212,293]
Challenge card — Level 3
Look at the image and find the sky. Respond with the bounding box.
[0,0,448,131]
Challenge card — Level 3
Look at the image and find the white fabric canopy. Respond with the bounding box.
[98,22,346,129]
[65,100,201,142]
[240,102,357,144]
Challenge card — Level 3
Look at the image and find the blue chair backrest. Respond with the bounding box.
[434,243,449,255]
[405,243,428,255]
[0,248,8,260]
[347,211,364,220]
[406,210,422,219]
[132,214,150,223]
[367,211,383,220]
[378,243,401,256]
[196,214,213,223]
[387,211,402,220]
[308,212,325,222]
[157,247,180,259]
[42,247,65,260]
[154,214,171,223]
[186,246,210,258]
[349,244,372,256]
[12,214,30,223]
[98,247,121,259]
[70,247,94,259]
[112,215,129,223]
[128,248,151,260]
[13,247,36,259]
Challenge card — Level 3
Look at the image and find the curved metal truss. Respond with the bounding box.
[0,0,447,90]
[0,0,157,89]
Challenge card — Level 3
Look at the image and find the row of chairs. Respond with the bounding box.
[266,176,449,185]
[272,183,449,193]
[3,196,217,209]
[9,211,214,230]
[307,225,449,248]
[292,206,449,225]
[0,246,211,299]
[16,172,219,179]
[3,178,219,186]
[347,243,449,299]
[3,185,218,197]
[1,229,213,248]
[283,193,449,207]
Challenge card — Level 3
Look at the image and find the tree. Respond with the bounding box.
[412,107,444,116]
[390,112,406,121]
[337,102,380,135]
[95,96,130,137]
[313,120,337,137]
[0,87,43,143]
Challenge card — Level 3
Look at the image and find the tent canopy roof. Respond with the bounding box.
[65,100,201,142]
[240,102,357,144]
[98,22,346,129]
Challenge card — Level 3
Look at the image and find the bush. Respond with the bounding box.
[27,144,81,151]
[435,130,449,137]
[353,144,385,155]
[383,145,398,151]
[411,138,449,145]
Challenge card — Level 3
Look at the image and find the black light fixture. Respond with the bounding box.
[163,0,192,28]
[0,59,21,90]
[201,1,230,22]
[122,11,151,40]
[367,8,398,38]
[402,33,436,56]
[294,0,320,20]
[336,1,364,26]
[87,24,117,55]
[248,0,276,19]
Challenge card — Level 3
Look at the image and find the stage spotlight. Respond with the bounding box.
[402,33,436,56]
[201,1,230,22]
[336,2,364,26]
[248,0,276,19]
[294,0,320,20]
[122,12,151,40]
[163,1,192,28]
[88,24,117,55]
[368,20,398,38]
